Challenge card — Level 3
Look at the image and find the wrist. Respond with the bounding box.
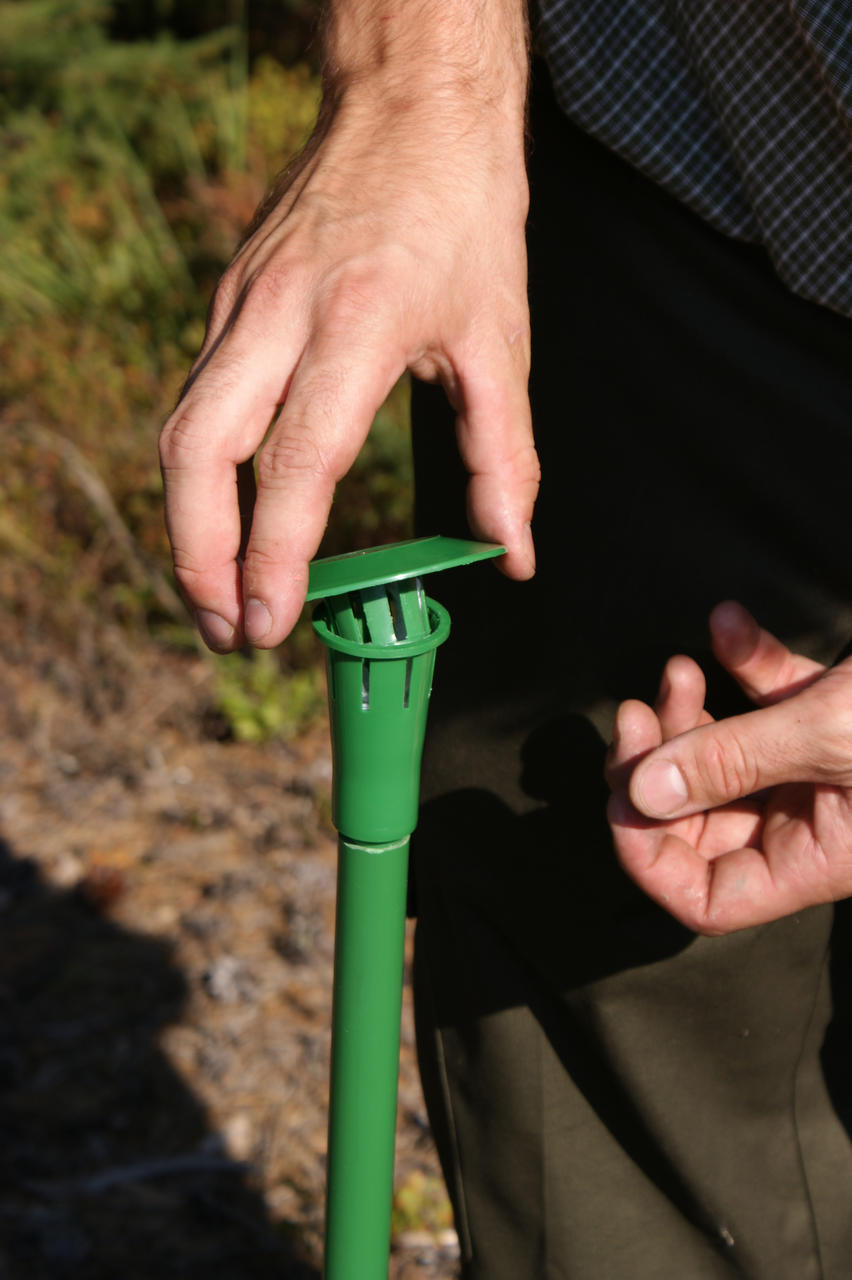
[322,0,529,121]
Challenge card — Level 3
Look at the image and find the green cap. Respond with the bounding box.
[307,535,505,602]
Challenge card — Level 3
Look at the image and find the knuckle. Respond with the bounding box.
[516,441,542,487]
[315,252,405,331]
[243,538,283,573]
[808,679,852,776]
[488,439,540,492]
[212,254,310,338]
[318,280,376,331]
[504,317,532,371]
[257,430,334,489]
[159,412,206,468]
[172,561,199,590]
[241,244,318,317]
[171,556,205,598]
[696,730,761,801]
[241,259,300,314]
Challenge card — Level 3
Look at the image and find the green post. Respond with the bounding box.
[324,834,409,1278]
[307,537,505,1279]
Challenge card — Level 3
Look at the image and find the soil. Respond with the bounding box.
[0,629,458,1279]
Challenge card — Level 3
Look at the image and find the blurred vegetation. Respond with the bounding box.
[213,649,325,742]
[1,0,414,740]
[392,1170,454,1237]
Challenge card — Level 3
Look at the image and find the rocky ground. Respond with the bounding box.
[0,631,458,1279]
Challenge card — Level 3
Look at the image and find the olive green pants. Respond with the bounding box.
[410,72,852,1279]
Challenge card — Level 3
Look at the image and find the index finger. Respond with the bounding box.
[159,319,301,649]
[240,323,403,646]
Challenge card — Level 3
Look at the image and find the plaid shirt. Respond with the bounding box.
[537,1,852,316]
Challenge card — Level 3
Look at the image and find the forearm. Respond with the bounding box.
[249,0,531,251]
[322,0,530,114]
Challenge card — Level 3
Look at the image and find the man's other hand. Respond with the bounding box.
[606,601,852,933]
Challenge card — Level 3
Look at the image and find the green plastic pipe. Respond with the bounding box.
[306,538,506,1279]
[324,834,409,1279]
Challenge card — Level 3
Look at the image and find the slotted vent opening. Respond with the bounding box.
[387,583,407,641]
[350,593,369,642]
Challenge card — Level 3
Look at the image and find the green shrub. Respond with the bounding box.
[0,1,413,740]
[213,649,326,741]
[392,1170,453,1236]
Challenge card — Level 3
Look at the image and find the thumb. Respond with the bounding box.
[628,691,845,818]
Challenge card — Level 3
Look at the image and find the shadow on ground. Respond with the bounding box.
[0,833,319,1280]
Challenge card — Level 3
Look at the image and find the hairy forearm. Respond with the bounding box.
[250,0,531,243]
[322,0,530,119]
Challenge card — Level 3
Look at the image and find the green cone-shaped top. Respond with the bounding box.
[308,537,504,842]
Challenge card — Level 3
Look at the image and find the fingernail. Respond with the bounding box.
[245,597,272,642]
[638,759,689,816]
[196,609,235,652]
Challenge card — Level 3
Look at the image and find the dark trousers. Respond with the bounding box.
[410,70,852,1279]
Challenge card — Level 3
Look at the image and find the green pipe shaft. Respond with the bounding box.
[324,834,410,1279]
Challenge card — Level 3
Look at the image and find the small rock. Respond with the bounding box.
[437,1228,460,1256]
[151,902,179,930]
[203,954,257,1003]
[49,850,85,888]
[222,1112,254,1161]
[395,1230,435,1252]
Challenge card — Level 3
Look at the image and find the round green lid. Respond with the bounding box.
[306,536,505,602]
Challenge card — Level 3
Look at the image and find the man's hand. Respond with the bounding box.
[159,0,538,653]
[606,601,852,934]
